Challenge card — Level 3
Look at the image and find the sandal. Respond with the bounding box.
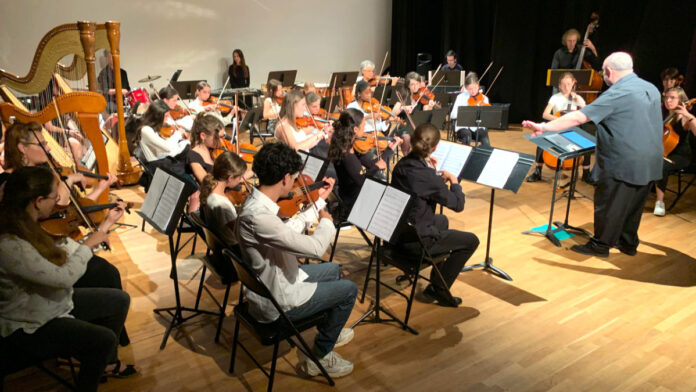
[106,360,139,379]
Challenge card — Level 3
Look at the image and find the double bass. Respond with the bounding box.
[575,13,603,103]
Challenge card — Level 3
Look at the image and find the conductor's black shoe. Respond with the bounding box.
[617,244,637,256]
[570,242,609,257]
[526,171,542,182]
[423,285,461,307]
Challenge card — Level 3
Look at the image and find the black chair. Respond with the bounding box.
[188,213,238,342]
[223,248,335,391]
[1,339,77,392]
[246,106,273,145]
[666,134,696,211]
[361,222,453,331]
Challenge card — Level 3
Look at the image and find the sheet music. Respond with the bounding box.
[431,141,472,176]
[347,179,385,230]
[140,168,168,219]
[477,149,519,189]
[297,151,324,182]
[366,186,410,241]
[152,176,185,230]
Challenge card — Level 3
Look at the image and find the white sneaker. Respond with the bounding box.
[654,200,666,216]
[333,328,354,348]
[297,350,353,378]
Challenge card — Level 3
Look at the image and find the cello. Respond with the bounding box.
[663,98,696,157]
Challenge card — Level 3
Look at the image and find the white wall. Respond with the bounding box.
[0,0,392,90]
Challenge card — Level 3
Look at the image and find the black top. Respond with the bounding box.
[185,149,213,180]
[391,154,464,246]
[551,47,600,70]
[97,67,130,113]
[580,73,663,185]
[441,63,463,71]
[666,115,692,160]
[337,147,395,209]
[0,172,9,187]
[228,65,250,88]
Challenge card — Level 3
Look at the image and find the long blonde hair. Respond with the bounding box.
[0,166,67,266]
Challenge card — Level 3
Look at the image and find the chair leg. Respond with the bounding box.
[403,273,419,328]
[215,283,232,343]
[360,247,376,303]
[329,225,342,262]
[267,342,280,392]
[194,265,207,311]
[229,318,241,373]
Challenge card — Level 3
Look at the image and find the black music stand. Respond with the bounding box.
[347,177,416,334]
[321,72,359,111]
[402,110,432,135]
[267,70,297,87]
[432,70,464,86]
[138,167,215,349]
[459,147,534,281]
[171,80,206,100]
[522,128,596,247]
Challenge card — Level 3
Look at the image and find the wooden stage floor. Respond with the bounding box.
[6,125,696,392]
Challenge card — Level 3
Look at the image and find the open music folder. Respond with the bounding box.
[347,178,411,242]
[429,140,473,177]
[297,150,328,182]
[139,168,190,234]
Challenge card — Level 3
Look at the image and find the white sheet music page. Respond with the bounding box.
[429,141,451,171]
[476,149,519,189]
[434,141,472,176]
[347,178,386,230]
[140,168,168,219]
[152,176,185,230]
[298,153,324,182]
[366,186,410,241]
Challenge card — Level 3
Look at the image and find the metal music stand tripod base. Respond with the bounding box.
[351,239,418,335]
[461,189,512,281]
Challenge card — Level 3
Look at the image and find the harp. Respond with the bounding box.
[0,21,140,185]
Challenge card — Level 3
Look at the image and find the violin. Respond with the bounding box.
[413,87,435,105]
[353,134,391,154]
[277,174,327,218]
[169,105,191,120]
[663,98,696,157]
[40,198,132,240]
[361,98,399,121]
[159,123,175,139]
[316,108,340,121]
[366,76,397,87]
[225,183,251,206]
[211,135,258,163]
[203,96,240,116]
[296,115,330,129]
[467,92,491,107]
[276,96,284,105]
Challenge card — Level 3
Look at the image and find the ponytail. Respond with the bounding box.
[410,123,440,159]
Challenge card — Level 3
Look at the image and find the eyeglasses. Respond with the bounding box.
[23,141,49,148]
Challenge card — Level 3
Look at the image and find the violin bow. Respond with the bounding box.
[395,90,417,131]
[479,61,494,81]
[414,64,444,107]
[234,91,240,154]
[325,75,338,122]
[485,66,504,96]
[167,81,194,115]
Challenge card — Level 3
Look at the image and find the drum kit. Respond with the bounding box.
[123,74,161,114]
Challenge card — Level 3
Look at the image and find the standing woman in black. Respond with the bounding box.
[228,49,250,88]
[390,123,479,307]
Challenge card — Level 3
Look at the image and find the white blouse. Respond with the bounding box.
[139,125,189,162]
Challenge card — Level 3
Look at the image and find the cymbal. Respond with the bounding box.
[138,75,161,83]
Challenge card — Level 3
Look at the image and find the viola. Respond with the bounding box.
[366,76,396,87]
[212,135,258,163]
[467,92,491,107]
[316,108,339,121]
[277,174,327,218]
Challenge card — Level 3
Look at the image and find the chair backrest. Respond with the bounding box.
[186,210,208,242]
[239,106,257,132]
[223,248,276,303]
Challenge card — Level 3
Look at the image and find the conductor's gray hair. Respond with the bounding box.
[605,52,633,72]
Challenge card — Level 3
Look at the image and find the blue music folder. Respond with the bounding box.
[561,131,595,149]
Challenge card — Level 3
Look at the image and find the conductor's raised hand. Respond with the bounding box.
[522,120,544,137]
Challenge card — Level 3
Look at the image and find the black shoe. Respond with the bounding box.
[570,241,609,257]
[582,170,596,185]
[423,285,461,307]
[526,170,542,183]
[617,243,637,256]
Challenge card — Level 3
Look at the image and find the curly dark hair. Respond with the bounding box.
[133,99,169,145]
[252,142,302,186]
[327,109,363,163]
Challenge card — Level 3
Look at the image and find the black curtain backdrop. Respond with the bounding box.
[391,0,696,123]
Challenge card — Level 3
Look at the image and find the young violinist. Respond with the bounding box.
[187,82,218,114]
[275,90,326,152]
[184,113,225,212]
[263,79,283,134]
[449,73,491,146]
[327,109,401,217]
[228,49,250,89]
[236,142,356,379]
[133,100,189,163]
[159,86,194,131]
[526,72,592,183]
[199,151,248,245]
[391,123,479,307]
[0,166,138,390]
[654,87,696,216]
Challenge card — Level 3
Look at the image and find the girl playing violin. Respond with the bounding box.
[0,166,138,388]
[263,79,283,134]
[188,82,218,114]
[275,90,326,152]
[187,113,224,185]
[134,100,189,163]
[526,72,591,183]
[327,109,401,218]
[199,151,249,245]
[159,86,194,131]
[654,87,696,216]
[449,72,491,146]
